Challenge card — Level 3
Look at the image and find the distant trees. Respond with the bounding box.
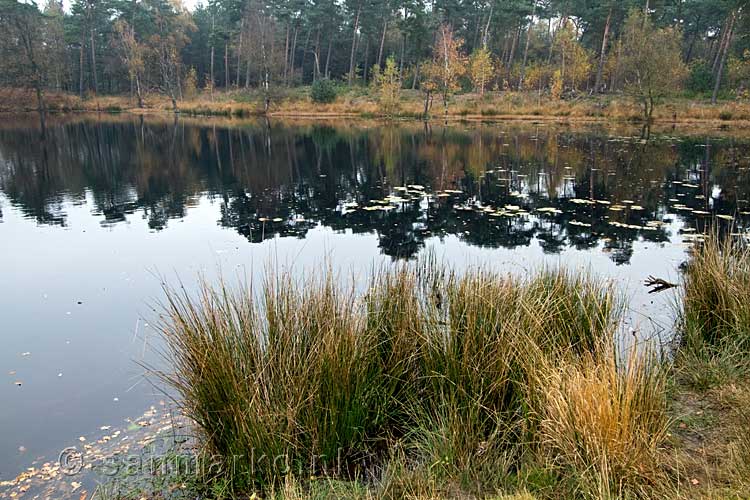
[1,0,749,111]
[469,47,493,95]
[426,24,466,117]
[0,0,49,117]
[374,55,401,114]
[113,20,146,108]
[620,9,687,130]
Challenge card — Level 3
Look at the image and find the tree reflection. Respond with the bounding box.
[0,116,747,263]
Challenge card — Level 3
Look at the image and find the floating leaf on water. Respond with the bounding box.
[569,220,592,227]
[537,207,562,215]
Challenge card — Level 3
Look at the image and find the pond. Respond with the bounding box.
[1,114,749,489]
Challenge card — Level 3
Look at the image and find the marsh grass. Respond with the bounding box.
[679,234,750,376]
[534,348,668,499]
[155,263,669,498]
[667,234,750,498]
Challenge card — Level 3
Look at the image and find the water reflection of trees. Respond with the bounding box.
[0,117,747,263]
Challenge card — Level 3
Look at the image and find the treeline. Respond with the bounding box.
[1,0,749,114]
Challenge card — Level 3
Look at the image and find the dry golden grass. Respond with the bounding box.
[4,86,750,126]
[534,347,669,499]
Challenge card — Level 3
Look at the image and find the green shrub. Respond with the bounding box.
[687,60,715,94]
[311,78,337,104]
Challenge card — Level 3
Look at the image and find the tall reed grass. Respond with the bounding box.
[155,263,668,497]
[679,235,750,357]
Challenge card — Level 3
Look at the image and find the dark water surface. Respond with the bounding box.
[1,114,749,482]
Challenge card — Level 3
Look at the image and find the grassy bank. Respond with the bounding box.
[3,87,750,125]
[137,264,669,500]
[92,233,750,500]
[666,236,750,499]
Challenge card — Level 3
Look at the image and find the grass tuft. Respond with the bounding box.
[154,262,670,497]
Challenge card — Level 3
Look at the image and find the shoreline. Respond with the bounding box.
[3,89,750,128]
[3,107,749,128]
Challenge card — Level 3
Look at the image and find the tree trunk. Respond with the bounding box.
[210,45,215,97]
[245,48,251,88]
[289,24,299,83]
[79,35,85,98]
[300,28,311,83]
[712,18,730,73]
[399,33,405,79]
[482,4,493,48]
[348,2,362,86]
[325,37,332,78]
[505,24,519,88]
[519,1,537,89]
[283,23,290,84]
[377,17,388,68]
[90,28,98,94]
[224,42,229,88]
[236,18,244,87]
[363,37,370,83]
[135,74,144,108]
[712,11,736,104]
[594,6,612,93]
[313,28,321,81]
[609,39,622,91]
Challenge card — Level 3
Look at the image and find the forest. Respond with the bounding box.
[0,0,749,117]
